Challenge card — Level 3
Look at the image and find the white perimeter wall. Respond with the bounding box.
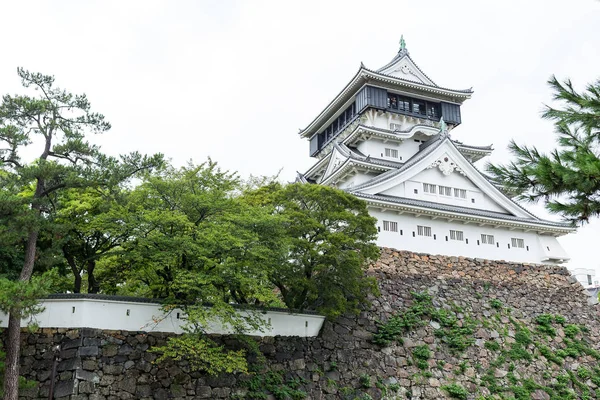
[0,298,325,337]
[370,209,568,264]
[571,268,598,288]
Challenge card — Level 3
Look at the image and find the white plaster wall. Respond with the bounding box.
[370,209,568,264]
[0,299,325,337]
[381,167,509,214]
[338,172,379,190]
[571,268,597,288]
[356,139,420,162]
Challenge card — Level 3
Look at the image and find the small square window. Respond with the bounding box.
[414,189,418,194]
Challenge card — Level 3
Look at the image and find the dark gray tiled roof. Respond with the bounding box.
[337,143,405,169]
[350,192,573,229]
[376,50,438,87]
[453,140,493,151]
[349,134,447,191]
[364,66,473,94]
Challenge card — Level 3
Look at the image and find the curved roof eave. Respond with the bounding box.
[351,192,574,234]
[299,67,473,139]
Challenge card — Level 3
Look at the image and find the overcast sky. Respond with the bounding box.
[2,0,600,275]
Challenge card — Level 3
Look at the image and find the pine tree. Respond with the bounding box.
[486,76,600,224]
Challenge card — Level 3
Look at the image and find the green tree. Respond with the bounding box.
[0,68,163,399]
[101,162,283,374]
[487,76,600,224]
[246,183,380,319]
[55,187,136,293]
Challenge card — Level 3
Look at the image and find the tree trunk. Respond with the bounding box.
[63,248,81,293]
[3,228,39,400]
[3,311,22,400]
[87,260,99,294]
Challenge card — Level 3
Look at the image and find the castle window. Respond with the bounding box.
[588,275,593,285]
[423,183,436,193]
[511,238,525,248]
[417,225,432,237]
[449,230,464,241]
[383,220,398,232]
[385,148,399,158]
[413,100,426,115]
[427,104,440,119]
[481,234,495,245]
[454,188,467,199]
[388,95,398,109]
[438,185,452,196]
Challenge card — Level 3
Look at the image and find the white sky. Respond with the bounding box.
[2,0,600,275]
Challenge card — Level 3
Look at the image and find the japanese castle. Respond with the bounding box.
[297,37,574,265]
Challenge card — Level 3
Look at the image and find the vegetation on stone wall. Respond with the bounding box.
[6,250,600,400]
[373,285,600,400]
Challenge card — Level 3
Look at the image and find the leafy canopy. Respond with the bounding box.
[487,76,600,224]
[246,182,380,319]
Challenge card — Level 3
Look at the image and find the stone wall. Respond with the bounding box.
[7,248,600,399]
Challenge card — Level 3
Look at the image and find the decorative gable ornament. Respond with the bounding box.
[428,156,466,176]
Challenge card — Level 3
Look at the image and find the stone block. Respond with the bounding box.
[196,386,212,398]
[79,346,99,357]
[79,381,96,394]
[54,379,76,398]
[62,337,83,350]
[58,357,81,372]
[76,369,100,383]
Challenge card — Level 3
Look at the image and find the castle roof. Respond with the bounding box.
[299,40,472,139]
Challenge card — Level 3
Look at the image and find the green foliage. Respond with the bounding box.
[554,315,567,325]
[537,344,564,365]
[564,324,580,338]
[485,340,501,352]
[359,374,372,388]
[373,292,433,346]
[412,345,431,370]
[577,366,591,380]
[373,292,475,353]
[244,370,307,400]
[487,76,600,224]
[0,276,49,317]
[441,383,468,400]
[151,334,248,375]
[489,299,502,309]
[247,183,380,318]
[535,314,557,337]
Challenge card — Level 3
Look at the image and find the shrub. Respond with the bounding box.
[485,340,501,352]
[442,383,469,400]
[489,299,503,309]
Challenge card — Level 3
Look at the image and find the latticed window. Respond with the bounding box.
[385,148,399,158]
[383,220,398,232]
[417,225,432,237]
[481,234,495,245]
[449,230,464,241]
[423,183,437,193]
[454,188,467,199]
[438,185,452,196]
[511,238,525,248]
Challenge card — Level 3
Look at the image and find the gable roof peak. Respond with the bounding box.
[376,36,437,86]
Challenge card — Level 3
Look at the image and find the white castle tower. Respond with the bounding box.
[297,37,574,264]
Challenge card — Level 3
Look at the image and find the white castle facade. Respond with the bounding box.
[298,38,574,265]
